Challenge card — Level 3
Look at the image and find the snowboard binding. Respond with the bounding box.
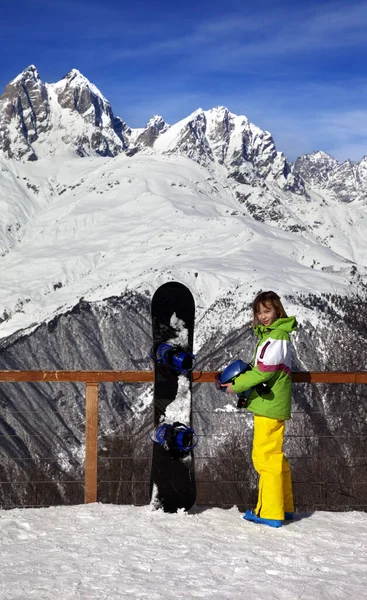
[151,343,196,374]
[215,359,271,408]
[149,421,198,457]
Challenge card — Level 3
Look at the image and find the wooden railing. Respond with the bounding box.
[0,370,366,504]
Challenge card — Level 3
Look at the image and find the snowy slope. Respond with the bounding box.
[1,504,367,600]
[0,151,363,340]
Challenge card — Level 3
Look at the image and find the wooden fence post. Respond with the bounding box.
[85,382,99,503]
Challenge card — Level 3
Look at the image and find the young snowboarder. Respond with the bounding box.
[220,291,297,528]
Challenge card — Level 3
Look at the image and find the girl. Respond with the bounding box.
[223,291,297,528]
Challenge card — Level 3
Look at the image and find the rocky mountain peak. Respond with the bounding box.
[147,115,168,132]
[150,104,304,194]
[132,115,169,149]
[52,69,110,121]
[53,68,108,104]
[9,64,40,85]
[153,108,214,164]
[0,66,129,160]
[204,106,233,163]
[64,68,85,81]
[50,69,129,156]
[293,151,367,203]
[309,150,338,163]
[1,66,366,205]
[0,65,49,160]
[293,151,339,186]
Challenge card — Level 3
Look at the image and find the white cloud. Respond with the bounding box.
[104,2,367,68]
[319,110,367,139]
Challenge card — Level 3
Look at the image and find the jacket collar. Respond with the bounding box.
[254,316,297,337]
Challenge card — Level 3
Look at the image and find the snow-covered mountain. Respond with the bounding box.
[0,66,366,334]
[294,151,367,204]
[0,66,366,510]
[0,66,130,160]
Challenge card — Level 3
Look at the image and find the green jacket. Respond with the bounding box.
[232,316,297,420]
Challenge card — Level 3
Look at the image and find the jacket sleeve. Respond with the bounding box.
[231,337,290,394]
[231,366,273,393]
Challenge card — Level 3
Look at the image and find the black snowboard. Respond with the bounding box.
[149,281,196,512]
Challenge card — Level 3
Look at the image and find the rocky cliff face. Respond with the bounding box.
[0,292,152,507]
[0,66,49,160]
[0,66,129,160]
[293,151,367,203]
[133,115,169,149]
[152,106,306,195]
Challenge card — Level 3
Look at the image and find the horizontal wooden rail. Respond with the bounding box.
[1,370,366,506]
[291,372,367,384]
[0,370,156,383]
[0,370,366,383]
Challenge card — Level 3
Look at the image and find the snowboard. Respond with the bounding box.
[149,281,196,512]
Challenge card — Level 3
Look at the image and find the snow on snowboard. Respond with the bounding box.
[149,282,196,512]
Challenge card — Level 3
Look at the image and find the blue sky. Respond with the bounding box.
[1,0,367,161]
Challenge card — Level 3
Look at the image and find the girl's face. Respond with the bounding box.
[256,302,278,326]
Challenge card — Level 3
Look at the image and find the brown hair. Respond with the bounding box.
[252,291,287,326]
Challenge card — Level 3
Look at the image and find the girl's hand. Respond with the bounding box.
[221,382,234,394]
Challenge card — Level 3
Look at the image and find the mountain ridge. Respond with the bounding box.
[1,65,366,204]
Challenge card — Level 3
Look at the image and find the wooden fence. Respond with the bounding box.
[0,370,366,505]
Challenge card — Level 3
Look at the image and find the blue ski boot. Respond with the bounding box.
[243,509,283,528]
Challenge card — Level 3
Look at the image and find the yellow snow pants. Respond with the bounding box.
[252,415,294,520]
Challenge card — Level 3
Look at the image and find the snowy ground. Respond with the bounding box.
[1,504,366,599]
